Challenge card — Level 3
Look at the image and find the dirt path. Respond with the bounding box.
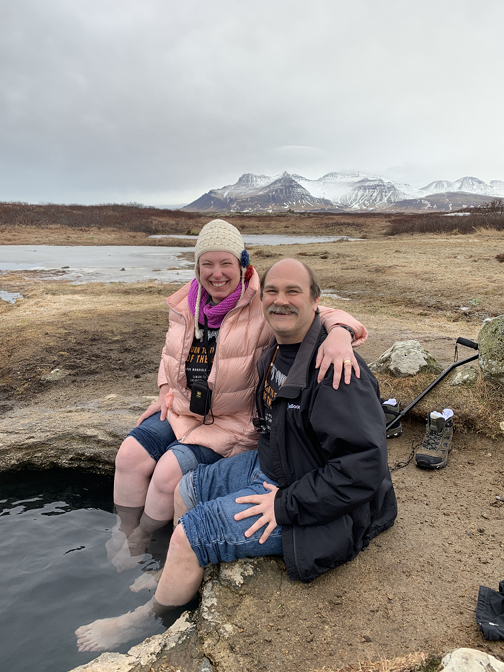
[1,221,503,668]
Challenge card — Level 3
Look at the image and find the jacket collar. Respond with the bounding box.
[259,313,323,401]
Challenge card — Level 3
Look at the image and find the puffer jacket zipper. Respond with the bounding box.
[210,289,255,402]
[164,300,202,443]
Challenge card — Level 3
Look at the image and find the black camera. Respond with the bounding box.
[189,380,212,416]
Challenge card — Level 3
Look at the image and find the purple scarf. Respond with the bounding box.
[187,278,248,329]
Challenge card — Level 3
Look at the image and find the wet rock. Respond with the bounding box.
[440,647,504,671]
[0,395,156,473]
[478,315,504,385]
[450,366,479,386]
[68,613,199,672]
[369,340,443,378]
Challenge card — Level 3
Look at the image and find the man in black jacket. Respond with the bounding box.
[247,258,397,582]
[76,258,397,653]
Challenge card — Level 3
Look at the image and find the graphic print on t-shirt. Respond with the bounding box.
[185,327,219,389]
[262,344,299,432]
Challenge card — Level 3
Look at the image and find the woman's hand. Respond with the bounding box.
[136,385,173,426]
[316,326,360,389]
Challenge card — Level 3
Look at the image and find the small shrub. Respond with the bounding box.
[385,212,504,236]
[0,202,200,235]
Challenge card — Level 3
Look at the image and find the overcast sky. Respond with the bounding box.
[2,0,504,205]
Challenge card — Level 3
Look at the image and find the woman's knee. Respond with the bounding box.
[115,437,155,477]
[150,450,183,496]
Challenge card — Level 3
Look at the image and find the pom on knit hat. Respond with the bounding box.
[193,219,251,338]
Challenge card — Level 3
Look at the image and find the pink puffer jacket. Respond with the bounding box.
[157,269,367,457]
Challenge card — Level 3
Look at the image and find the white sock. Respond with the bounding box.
[430,409,453,421]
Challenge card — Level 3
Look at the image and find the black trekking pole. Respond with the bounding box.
[385,337,479,433]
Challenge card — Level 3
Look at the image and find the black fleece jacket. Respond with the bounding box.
[255,314,397,583]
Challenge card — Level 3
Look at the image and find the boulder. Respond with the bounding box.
[369,340,443,378]
[478,315,504,385]
[0,395,156,473]
[440,647,504,671]
[450,366,479,386]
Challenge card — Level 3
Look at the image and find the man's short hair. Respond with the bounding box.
[259,259,321,302]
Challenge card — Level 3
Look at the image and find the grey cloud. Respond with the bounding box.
[1,0,504,204]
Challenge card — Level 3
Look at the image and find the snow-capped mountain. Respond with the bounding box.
[420,176,504,197]
[184,172,338,212]
[183,172,504,213]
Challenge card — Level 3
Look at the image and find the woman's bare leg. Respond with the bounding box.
[114,450,183,563]
[143,450,183,523]
[113,436,157,507]
[107,437,156,568]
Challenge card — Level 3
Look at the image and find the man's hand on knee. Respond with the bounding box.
[234,482,279,544]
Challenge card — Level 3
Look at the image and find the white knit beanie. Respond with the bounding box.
[193,219,248,338]
[194,219,244,278]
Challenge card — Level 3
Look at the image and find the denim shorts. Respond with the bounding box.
[181,450,283,567]
[127,412,223,474]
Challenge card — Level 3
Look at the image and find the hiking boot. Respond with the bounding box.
[382,399,402,438]
[415,412,453,469]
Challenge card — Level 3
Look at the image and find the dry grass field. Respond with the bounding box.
[2,214,502,434]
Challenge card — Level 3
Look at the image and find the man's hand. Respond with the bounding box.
[316,326,360,389]
[136,386,173,426]
[234,482,279,544]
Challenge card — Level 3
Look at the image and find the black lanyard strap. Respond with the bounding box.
[202,315,213,379]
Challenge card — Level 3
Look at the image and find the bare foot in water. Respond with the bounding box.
[110,537,146,572]
[130,569,162,593]
[75,603,156,652]
[105,523,128,563]
[124,524,152,557]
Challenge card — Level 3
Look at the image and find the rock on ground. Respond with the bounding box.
[440,647,504,671]
[369,340,443,377]
[450,366,479,386]
[478,315,504,385]
[0,395,156,473]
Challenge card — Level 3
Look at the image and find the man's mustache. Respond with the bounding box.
[267,305,299,315]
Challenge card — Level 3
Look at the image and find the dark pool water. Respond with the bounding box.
[0,470,184,672]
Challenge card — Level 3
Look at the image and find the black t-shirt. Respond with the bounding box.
[185,325,220,389]
[259,342,300,480]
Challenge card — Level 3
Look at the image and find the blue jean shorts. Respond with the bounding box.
[181,450,283,567]
[127,412,223,474]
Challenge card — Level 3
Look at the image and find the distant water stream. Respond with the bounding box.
[149,233,361,245]
[0,235,361,286]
